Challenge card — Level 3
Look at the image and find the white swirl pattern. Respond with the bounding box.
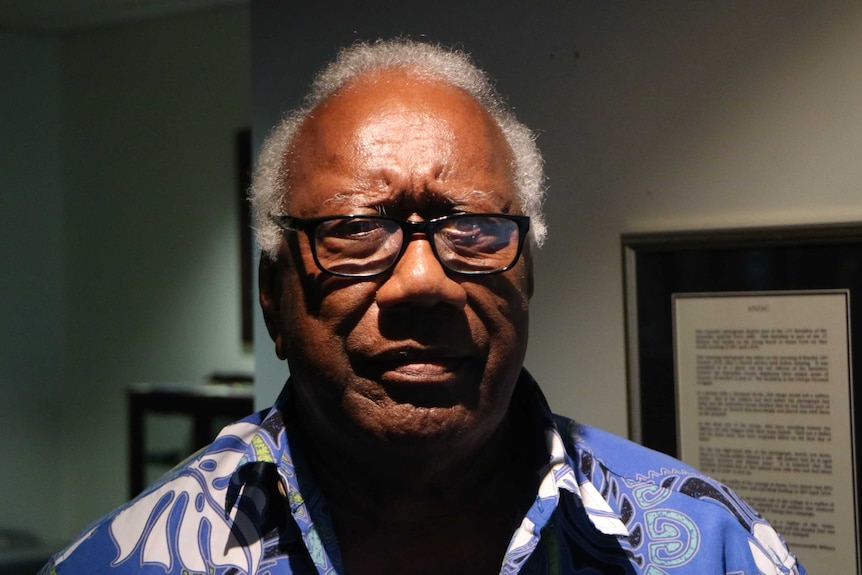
[109,422,262,574]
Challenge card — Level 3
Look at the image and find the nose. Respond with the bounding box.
[374,235,467,310]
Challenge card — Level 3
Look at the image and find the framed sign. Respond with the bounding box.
[622,224,861,571]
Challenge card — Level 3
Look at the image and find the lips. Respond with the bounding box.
[349,345,481,408]
[375,348,466,376]
[381,358,468,384]
[356,346,475,385]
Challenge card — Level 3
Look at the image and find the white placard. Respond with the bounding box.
[674,291,857,571]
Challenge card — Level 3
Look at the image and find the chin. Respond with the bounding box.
[356,400,498,456]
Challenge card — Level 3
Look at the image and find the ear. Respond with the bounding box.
[259,254,288,360]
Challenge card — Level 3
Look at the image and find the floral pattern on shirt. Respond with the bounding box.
[42,372,806,575]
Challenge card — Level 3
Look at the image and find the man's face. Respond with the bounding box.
[261,69,533,457]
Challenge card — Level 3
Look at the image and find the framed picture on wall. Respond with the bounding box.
[621,223,862,572]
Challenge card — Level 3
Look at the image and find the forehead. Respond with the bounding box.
[283,69,516,214]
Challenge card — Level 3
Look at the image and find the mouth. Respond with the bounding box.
[351,346,478,407]
[370,348,470,382]
[379,359,468,384]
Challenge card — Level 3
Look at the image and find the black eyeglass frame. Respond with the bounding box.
[271,212,531,277]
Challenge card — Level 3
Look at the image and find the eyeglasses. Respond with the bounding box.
[271,212,530,277]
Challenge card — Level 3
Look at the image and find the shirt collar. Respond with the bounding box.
[226,371,629,561]
[511,371,630,541]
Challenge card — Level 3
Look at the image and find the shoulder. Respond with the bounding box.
[46,413,275,574]
[553,416,805,574]
[557,417,702,480]
[557,416,757,521]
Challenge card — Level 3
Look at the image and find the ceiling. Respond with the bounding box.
[0,0,246,33]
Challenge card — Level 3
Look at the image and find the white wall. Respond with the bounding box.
[0,5,253,542]
[0,32,65,541]
[251,1,862,436]
[58,6,253,536]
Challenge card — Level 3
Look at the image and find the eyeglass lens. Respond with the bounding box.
[312,215,521,276]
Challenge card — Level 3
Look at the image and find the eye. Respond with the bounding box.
[450,217,483,235]
[441,216,515,253]
[321,218,389,240]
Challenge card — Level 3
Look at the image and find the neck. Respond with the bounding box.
[289,385,541,575]
[291,392,537,527]
[326,419,512,515]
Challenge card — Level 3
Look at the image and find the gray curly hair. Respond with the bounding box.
[250,39,547,259]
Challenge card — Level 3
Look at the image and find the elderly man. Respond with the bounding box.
[43,40,804,574]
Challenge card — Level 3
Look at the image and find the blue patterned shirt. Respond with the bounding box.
[42,373,805,574]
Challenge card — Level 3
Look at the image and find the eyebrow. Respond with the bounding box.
[322,192,362,206]
[462,189,497,202]
[322,189,497,206]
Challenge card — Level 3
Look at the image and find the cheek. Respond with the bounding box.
[468,275,531,356]
[288,280,378,353]
[324,283,380,343]
[486,268,531,324]
[487,297,529,362]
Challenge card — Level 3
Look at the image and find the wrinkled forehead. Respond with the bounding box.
[281,69,516,213]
